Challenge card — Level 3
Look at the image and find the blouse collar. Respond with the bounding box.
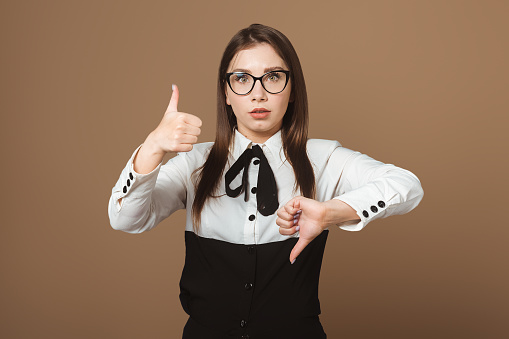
[231,129,286,169]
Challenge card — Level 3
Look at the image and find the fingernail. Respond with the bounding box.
[297,210,302,214]
[295,226,300,231]
[293,214,299,219]
[291,258,296,264]
[172,84,176,90]
[293,218,298,224]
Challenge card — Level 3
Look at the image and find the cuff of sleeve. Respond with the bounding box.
[333,186,391,231]
[113,144,163,211]
[126,143,162,196]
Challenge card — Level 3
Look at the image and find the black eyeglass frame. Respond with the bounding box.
[225,70,291,95]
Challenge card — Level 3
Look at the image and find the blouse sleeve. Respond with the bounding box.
[107,144,190,234]
[327,145,424,231]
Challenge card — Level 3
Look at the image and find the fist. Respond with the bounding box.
[150,84,202,153]
[276,196,328,264]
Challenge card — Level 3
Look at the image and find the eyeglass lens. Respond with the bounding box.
[228,71,288,95]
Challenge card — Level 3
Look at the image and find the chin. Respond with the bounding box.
[251,123,275,132]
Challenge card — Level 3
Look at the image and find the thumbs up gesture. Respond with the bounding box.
[149,84,203,154]
[276,197,360,264]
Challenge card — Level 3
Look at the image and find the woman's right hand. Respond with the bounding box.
[147,84,203,154]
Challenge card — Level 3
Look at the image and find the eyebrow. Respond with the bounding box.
[230,66,285,74]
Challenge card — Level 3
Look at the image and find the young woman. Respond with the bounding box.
[108,24,424,339]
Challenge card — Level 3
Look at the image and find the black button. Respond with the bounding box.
[362,210,369,218]
[240,319,247,328]
[248,214,255,221]
[251,187,257,194]
[129,172,133,180]
[127,179,131,187]
[370,206,378,213]
[244,283,253,290]
[123,186,127,193]
[242,336,250,339]
[378,201,385,208]
[253,159,260,165]
[247,246,255,254]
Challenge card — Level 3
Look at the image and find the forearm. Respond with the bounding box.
[117,136,164,206]
[109,141,188,233]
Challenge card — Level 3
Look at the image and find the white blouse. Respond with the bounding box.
[108,129,424,245]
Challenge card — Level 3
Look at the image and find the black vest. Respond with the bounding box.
[179,230,329,338]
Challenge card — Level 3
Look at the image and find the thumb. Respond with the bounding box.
[284,196,301,215]
[290,237,310,264]
[294,198,301,212]
[166,84,179,113]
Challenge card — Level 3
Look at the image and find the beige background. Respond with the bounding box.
[1,1,507,338]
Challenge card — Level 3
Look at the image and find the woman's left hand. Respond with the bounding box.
[276,196,328,264]
[276,196,359,264]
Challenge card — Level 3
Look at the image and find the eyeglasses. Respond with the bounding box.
[225,70,290,95]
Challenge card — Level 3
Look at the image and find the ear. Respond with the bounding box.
[225,87,231,106]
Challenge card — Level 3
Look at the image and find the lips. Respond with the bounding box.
[249,108,270,113]
[249,108,271,119]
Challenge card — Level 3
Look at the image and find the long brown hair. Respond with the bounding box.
[191,23,315,231]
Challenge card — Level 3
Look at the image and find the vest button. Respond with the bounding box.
[244,282,253,290]
[247,246,255,254]
[240,319,247,328]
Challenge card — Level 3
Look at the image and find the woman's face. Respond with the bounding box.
[226,43,291,143]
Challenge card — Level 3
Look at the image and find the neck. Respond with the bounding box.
[237,126,280,144]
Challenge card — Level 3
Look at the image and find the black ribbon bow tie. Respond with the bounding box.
[225,144,279,216]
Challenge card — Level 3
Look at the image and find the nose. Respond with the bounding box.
[250,79,267,102]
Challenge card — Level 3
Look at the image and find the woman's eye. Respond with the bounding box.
[267,73,281,82]
[234,75,249,83]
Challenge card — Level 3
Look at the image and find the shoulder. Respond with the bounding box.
[306,138,360,165]
[184,141,214,157]
[170,141,214,167]
[307,138,341,150]
[306,138,342,160]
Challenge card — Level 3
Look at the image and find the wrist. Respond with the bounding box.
[144,133,166,156]
[324,199,360,227]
